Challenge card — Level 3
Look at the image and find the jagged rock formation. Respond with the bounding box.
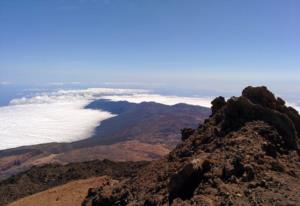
[83,86,300,206]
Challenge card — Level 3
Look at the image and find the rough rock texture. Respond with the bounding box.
[180,128,195,141]
[211,96,226,116]
[83,86,300,206]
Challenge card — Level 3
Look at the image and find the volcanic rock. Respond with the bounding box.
[181,128,195,141]
[168,157,211,203]
[82,86,300,206]
[211,96,226,115]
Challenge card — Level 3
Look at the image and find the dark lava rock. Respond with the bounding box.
[211,96,226,116]
[242,86,300,136]
[221,96,299,150]
[242,86,278,109]
[168,158,211,203]
[181,128,195,141]
[242,164,255,182]
[83,183,129,206]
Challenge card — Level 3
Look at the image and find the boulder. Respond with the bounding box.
[168,158,211,203]
[82,180,128,206]
[181,128,195,141]
[221,96,299,150]
[211,96,226,115]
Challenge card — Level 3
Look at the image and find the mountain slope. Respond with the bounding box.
[0,160,147,206]
[8,176,111,206]
[0,101,210,180]
[82,86,300,206]
[80,100,211,147]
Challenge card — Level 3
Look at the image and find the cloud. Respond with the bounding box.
[0,87,214,150]
[0,81,12,85]
[2,88,150,150]
[48,82,81,86]
[102,94,213,108]
[9,88,149,105]
[0,102,115,150]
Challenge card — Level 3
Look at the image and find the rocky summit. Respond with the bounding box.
[82,86,300,206]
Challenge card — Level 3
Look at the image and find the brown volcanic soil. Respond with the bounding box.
[54,140,170,163]
[82,86,300,206]
[0,140,170,181]
[8,176,111,206]
[0,160,147,206]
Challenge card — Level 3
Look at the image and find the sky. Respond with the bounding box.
[0,0,299,95]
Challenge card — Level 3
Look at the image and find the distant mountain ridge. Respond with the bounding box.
[83,99,210,146]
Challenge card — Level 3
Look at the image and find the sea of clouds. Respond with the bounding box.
[0,88,214,150]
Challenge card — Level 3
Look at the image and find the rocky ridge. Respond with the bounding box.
[83,86,300,206]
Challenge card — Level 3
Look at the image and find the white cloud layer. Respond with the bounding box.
[0,101,115,150]
[0,81,12,85]
[0,87,215,150]
[102,94,213,108]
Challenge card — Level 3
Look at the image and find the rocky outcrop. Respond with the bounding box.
[211,96,226,116]
[82,179,125,206]
[221,96,298,150]
[83,86,300,206]
[180,128,195,141]
[168,157,211,203]
[242,86,300,136]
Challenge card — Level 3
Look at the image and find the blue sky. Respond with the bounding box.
[0,0,299,94]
